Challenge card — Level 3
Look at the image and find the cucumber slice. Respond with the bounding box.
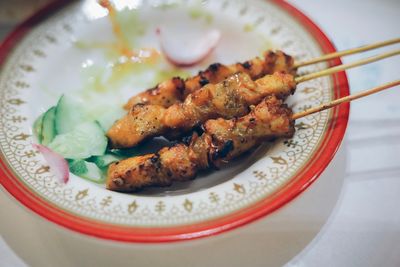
[33,113,45,143]
[89,154,122,168]
[96,106,125,131]
[68,159,87,176]
[69,159,104,183]
[41,107,56,145]
[55,95,87,134]
[48,121,107,159]
[110,147,139,158]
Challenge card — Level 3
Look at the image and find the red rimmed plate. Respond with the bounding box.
[0,0,349,242]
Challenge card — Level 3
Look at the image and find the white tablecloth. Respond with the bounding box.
[1,0,399,266]
[286,0,400,266]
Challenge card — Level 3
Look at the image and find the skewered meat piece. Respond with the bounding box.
[107,95,294,192]
[124,50,295,109]
[107,72,296,148]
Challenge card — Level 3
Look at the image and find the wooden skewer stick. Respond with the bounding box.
[292,80,400,120]
[295,49,400,84]
[294,38,400,68]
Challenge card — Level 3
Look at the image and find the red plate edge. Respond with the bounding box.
[0,0,349,243]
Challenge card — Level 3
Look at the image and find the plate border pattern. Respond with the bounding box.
[0,0,349,243]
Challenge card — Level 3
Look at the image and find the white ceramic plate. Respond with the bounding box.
[0,0,349,242]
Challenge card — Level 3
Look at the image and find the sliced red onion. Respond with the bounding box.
[158,27,220,67]
[33,144,69,184]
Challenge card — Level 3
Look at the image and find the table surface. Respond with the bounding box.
[1,0,399,266]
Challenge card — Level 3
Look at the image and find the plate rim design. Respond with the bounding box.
[0,0,349,243]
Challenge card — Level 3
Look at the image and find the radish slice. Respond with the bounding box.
[158,27,220,67]
[33,144,69,184]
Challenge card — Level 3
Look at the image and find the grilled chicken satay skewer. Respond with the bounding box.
[107,80,400,192]
[109,71,296,148]
[125,50,295,110]
[107,49,400,148]
[125,38,400,109]
[108,95,294,191]
[100,0,398,110]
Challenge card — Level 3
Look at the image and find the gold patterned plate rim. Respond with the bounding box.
[0,0,349,242]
